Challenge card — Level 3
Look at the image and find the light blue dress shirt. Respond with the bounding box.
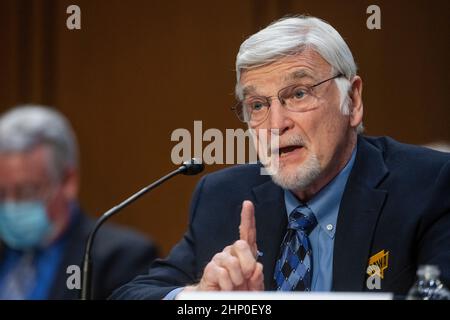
[0,203,78,299]
[0,229,67,299]
[284,146,356,291]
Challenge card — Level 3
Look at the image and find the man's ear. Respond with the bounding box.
[348,76,363,129]
[61,167,79,200]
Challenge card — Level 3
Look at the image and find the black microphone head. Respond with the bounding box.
[181,158,205,175]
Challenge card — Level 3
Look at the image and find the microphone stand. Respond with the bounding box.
[80,162,197,300]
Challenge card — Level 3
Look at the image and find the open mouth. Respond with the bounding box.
[277,145,303,157]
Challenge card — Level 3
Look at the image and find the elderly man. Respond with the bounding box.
[111,16,450,299]
[0,105,158,299]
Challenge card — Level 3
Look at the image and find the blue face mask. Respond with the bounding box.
[0,201,53,250]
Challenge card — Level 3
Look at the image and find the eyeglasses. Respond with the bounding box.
[0,182,56,203]
[232,73,344,126]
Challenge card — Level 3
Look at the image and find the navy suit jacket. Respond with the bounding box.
[111,136,450,299]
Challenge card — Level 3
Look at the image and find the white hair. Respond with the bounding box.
[0,105,78,180]
[235,15,363,133]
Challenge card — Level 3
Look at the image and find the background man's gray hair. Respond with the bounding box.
[0,105,78,180]
[235,15,363,133]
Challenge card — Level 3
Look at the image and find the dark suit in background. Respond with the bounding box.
[0,205,158,300]
[51,206,158,299]
[110,136,450,299]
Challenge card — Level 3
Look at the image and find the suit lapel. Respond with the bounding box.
[251,180,287,290]
[332,137,389,291]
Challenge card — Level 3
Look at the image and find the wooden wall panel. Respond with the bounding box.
[286,0,450,143]
[51,0,257,254]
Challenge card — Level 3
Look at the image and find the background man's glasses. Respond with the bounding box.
[0,183,56,203]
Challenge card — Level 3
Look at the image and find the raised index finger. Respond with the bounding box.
[239,200,257,256]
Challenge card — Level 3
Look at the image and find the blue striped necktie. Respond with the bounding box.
[274,205,317,291]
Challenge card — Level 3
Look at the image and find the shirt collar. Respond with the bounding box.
[284,145,357,239]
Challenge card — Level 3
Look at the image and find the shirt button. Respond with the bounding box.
[326,224,334,231]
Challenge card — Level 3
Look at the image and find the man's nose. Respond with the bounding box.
[267,100,294,135]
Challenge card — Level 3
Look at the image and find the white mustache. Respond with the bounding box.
[270,135,306,153]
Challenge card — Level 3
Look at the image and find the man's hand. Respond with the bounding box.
[183,200,264,292]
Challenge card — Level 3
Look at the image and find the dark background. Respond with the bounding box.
[0,0,449,255]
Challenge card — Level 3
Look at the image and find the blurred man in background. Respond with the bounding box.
[0,105,158,299]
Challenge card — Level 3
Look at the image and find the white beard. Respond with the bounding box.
[266,150,322,191]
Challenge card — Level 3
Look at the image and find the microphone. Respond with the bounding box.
[180,158,204,175]
[80,158,204,300]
